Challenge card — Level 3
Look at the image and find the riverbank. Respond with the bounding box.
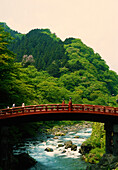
[86,154,118,170]
[79,122,105,164]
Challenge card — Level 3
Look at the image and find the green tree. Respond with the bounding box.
[0,26,16,107]
[0,27,35,108]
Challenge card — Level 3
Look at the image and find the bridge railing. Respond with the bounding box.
[32,104,69,112]
[72,104,103,112]
[0,103,118,119]
[72,104,118,114]
[0,104,69,116]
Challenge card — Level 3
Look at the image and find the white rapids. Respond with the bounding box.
[13,127,92,170]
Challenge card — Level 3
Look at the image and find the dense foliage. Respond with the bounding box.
[0,23,118,108]
[8,26,118,97]
[83,122,105,163]
[0,27,35,108]
[9,29,68,77]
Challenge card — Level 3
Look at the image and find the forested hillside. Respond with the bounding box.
[0,23,118,109]
[9,28,68,77]
[0,22,23,39]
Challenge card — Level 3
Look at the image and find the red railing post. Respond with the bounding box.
[34,106,36,112]
[51,106,53,111]
[114,108,116,113]
[69,97,73,111]
[22,107,24,114]
[82,105,84,111]
[57,105,59,111]
[104,107,106,113]
[45,105,47,111]
[93,106,95,112]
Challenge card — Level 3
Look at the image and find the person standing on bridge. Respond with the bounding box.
[62,99,65,105]
[69,97,72,111]
[12,103,15,107]
[22,103,25,107]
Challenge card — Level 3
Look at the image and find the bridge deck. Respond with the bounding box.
[0,104,118,120]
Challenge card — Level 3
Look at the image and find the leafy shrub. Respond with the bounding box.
[85,147,105,164]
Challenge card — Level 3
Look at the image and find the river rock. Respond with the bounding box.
[71,144,77,151]
[62,150,66,153]
[64,140,73,149]
[58,144,64,147]
[53,136,58,139]
[86,154,118,170]
[79,143,94,155]
[55,132,65,136]
[74,136,80,138]
[45,147,53,152]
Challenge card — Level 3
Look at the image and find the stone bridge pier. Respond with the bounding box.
[0,126,12,170]
[105,123,118,156]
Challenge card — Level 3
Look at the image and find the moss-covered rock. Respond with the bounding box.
[79,143,94,155]
[83,148,104,164]
[86,154,118,170]
[79,122,105,164]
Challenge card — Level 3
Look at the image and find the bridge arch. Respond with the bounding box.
[0,100,118,156]
[0,101,118,124]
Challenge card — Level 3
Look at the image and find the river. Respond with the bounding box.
[13,127,92,170]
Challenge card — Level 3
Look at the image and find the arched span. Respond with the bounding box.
[0,104,118,125]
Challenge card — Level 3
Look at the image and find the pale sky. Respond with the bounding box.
[0,0,118,73]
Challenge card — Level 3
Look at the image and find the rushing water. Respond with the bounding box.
[14,128,92,170]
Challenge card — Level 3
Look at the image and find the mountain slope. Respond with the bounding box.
[1,23,118,106]
[8,26,118,95]
[0,22,23,39]
[9,29,68,77]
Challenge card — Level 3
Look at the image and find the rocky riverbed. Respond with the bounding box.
[40,122,118,170]
[13,121,92,170]
[46,121,92,135]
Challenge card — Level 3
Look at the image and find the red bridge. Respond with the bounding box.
[1,100,118,156]
[0,100,118,124]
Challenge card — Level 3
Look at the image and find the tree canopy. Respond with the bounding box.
[0,23,118,108]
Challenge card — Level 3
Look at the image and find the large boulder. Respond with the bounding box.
[11,153,37,170]
[79,143,94,155]
[64,141,77,151]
